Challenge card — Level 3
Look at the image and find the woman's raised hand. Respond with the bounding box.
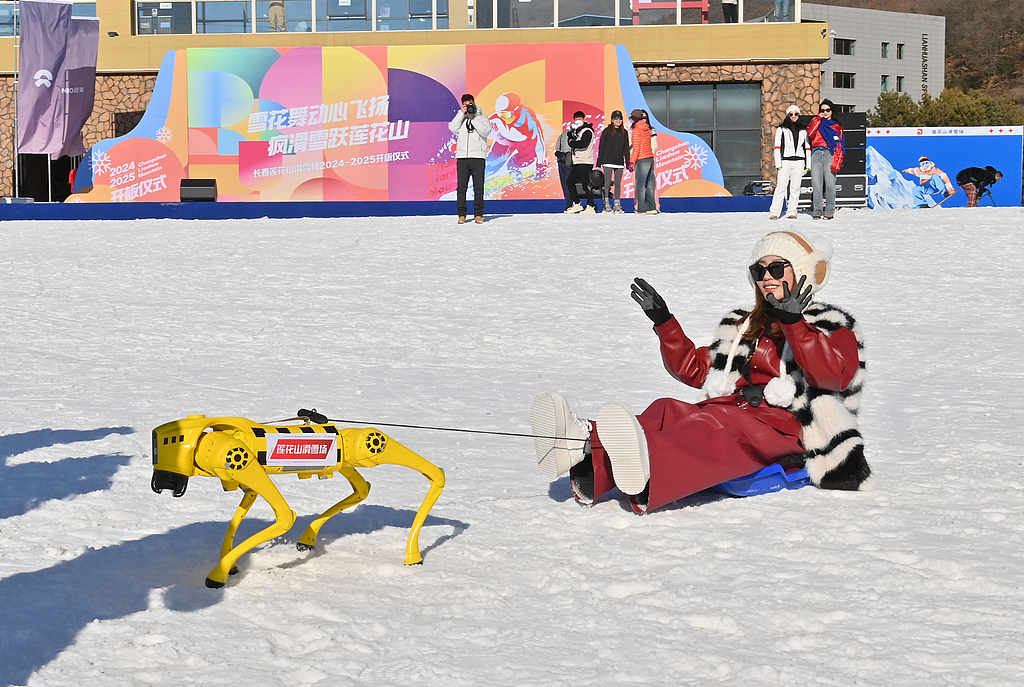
[764,275,813,324]
[631,277,672,326]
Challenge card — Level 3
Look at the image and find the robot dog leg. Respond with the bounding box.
[296,467,370,552]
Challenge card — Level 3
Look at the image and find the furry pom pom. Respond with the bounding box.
[703,370,737,399]
[763,374,796,407]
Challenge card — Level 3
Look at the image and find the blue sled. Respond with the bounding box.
[710,464,811,497]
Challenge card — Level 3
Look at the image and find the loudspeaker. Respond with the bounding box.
[180,179,218,202]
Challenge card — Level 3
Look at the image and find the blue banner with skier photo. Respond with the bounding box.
[865,126,1022,209]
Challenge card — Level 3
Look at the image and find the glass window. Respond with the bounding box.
[881,42,889,58]
[714,83,760,129]
[833,38,855,56]
[896,76,905,92]
[559,0,616,26]
[881,74,889,92]
[72,3,97,17]
[255,0,312,32]
[641,82,761,196]
[897,43,905,59]
[197,1,251,33]
[833,72,855,89]
[668,84,713,131]
[318,0,369,32]
[136,2,193,34]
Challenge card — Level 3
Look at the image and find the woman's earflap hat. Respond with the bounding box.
[748,231,833,294]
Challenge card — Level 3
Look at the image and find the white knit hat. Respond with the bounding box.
[785,105,801,115]
[748,231,833,294]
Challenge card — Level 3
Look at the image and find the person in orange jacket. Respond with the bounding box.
[530,230,871,514]
[628,109,657,214]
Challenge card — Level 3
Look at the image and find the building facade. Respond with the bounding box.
[1,0,830,198]
[802,3,945,113]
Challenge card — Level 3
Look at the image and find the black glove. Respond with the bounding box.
[631,277,672,326]
[764,275,812,324]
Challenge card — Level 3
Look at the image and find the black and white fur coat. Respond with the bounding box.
[699,301,872,491]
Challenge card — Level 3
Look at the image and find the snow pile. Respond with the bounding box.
[1,208,1022,685]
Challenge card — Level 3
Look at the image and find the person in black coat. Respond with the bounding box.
[955,165,1002,206]
[596,110,630,213]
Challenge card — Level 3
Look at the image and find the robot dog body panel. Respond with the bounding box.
[152,415,445,587]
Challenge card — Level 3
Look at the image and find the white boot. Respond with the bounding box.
[531,392,592,479]
[565,203,583,214]
[597,403,650,495]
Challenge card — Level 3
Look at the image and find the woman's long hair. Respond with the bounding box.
[742,289,785,340]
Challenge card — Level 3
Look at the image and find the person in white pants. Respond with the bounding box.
[769,105,809,220]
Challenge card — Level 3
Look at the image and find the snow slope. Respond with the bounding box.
[1,208,1022,686]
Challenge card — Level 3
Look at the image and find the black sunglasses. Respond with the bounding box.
[819,107,832,113]
[749,260,789,281]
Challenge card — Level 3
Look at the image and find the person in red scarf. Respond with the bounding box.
[805,100,845,219]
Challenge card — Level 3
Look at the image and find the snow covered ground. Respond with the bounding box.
[1,207,1023,686]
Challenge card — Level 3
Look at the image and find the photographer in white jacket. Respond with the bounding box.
[769,105,809,220]
[448,93,492,224]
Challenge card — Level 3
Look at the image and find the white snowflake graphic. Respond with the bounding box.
[67,196,84,203]
[683,144,710,170]
[91,149,111,176]
[156,127,172,144]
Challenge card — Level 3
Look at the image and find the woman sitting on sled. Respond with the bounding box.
[530,230,872,514]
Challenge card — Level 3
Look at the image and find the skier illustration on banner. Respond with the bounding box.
[900,155,955,208]
[486,92,548,181]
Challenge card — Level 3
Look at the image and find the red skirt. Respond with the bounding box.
[578,397,804,513]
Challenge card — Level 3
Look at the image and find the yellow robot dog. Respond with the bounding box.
[151,410,445,588]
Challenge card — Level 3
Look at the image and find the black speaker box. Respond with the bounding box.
[180,179,218,202]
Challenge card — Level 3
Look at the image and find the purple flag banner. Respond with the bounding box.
[17,0,73,155]
[51,17,100,159]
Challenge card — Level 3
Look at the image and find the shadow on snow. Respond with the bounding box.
[0,505,468,686]
[0,427,135,520]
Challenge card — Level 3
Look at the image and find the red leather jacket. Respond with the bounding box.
[653,315,860,437]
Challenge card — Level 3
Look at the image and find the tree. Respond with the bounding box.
[866,92,918,127]
[868,88,1024,127]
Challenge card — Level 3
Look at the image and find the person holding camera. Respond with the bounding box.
[449,93,492,224]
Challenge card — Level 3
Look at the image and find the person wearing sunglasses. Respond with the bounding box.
[806,99,845,219]
[530,230,870,515]
[769,104,809,219]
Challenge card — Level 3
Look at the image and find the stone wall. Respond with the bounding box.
[0,73,158,197]
[636,63,822,184]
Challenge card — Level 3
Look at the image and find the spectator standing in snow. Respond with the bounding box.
[629,109,658,215]
[769,104,809,220]
[596,110,630,214]
[565,110,596,214]
[806,100,845,220]
[956,165,1002,207]
[448,93,492,224]
[530,230,871,513]
[554,124,574,212]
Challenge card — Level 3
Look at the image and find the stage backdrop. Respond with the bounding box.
[865,126,1022,209]
[67,43,727,203]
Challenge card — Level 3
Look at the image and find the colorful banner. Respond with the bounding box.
[69,43,727,203]
[17,0,73,155]
[866,126,1023,209]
